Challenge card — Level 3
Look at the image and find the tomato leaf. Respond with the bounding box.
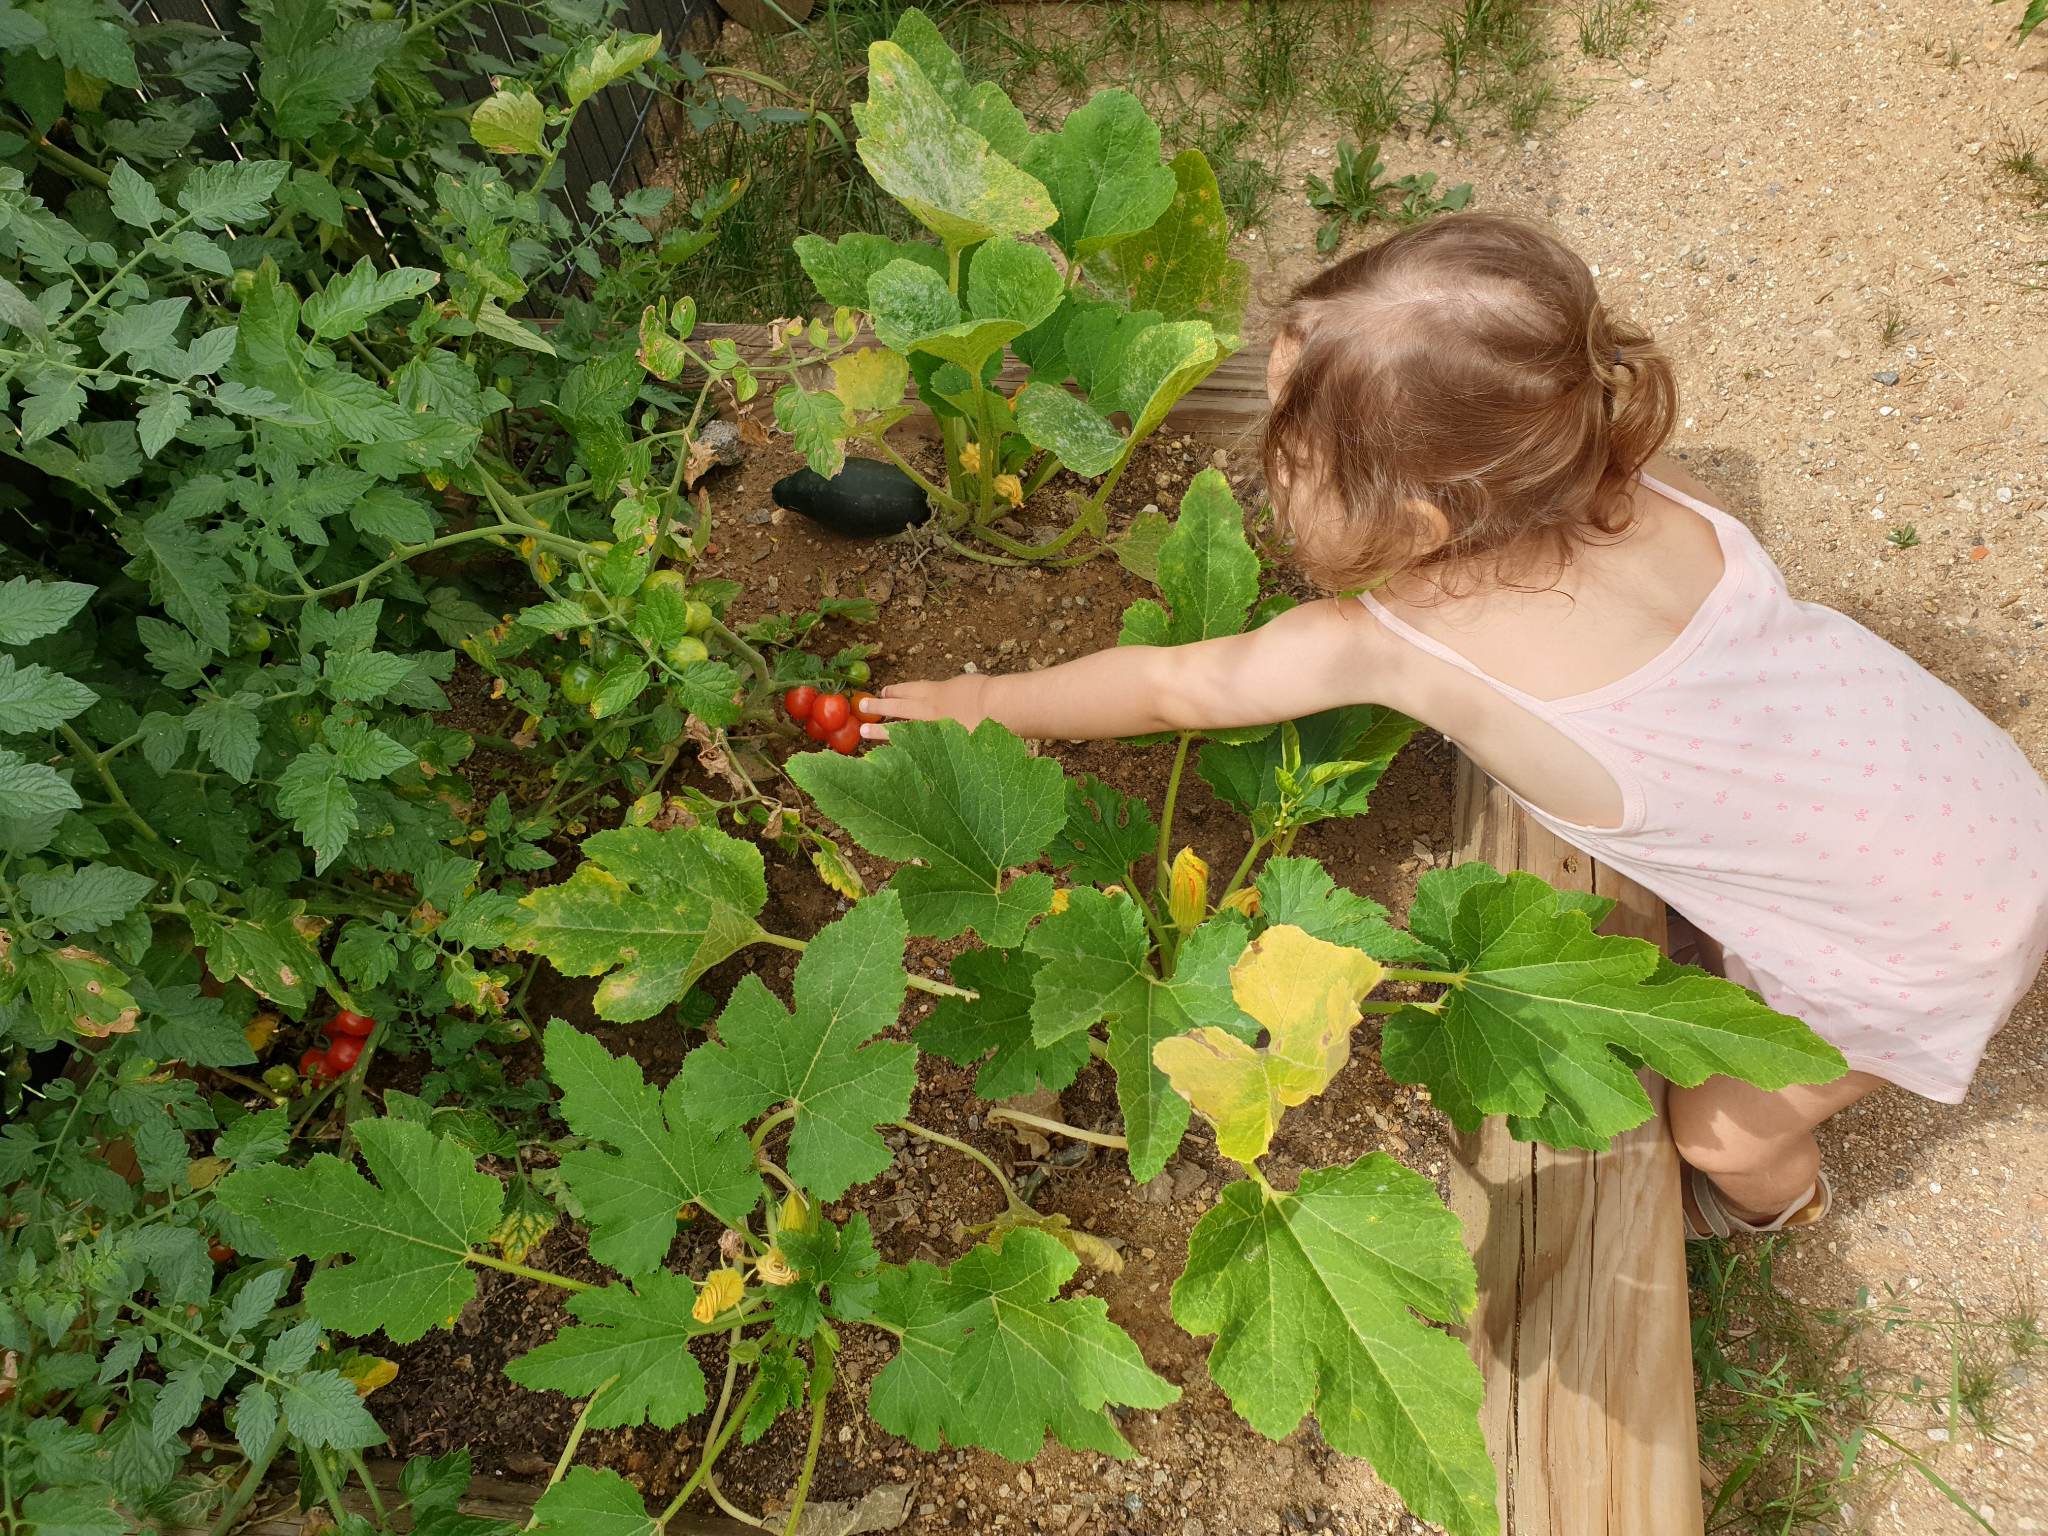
[218,1118,504,1344]
[1384,866,1849,1147]
[505,1273,711,1428]
[512,826,768,1022]
[677,894,914,1200]
[869,1228,1177,1460]
[542,1022,759,1273]
[1174,1156,1495,1536]
[0,576,95,645]
[787,720,1064,945]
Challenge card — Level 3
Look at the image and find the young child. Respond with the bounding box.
[863,213,2048,1239]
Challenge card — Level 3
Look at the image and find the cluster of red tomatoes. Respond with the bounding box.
[299,1009,376,1081]
[783,685,880,754]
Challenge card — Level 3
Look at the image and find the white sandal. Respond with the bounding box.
[1685,1167,1832,1241]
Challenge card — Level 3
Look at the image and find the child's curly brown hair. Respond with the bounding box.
[1262,212,1679,593]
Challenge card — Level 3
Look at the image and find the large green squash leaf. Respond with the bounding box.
[1117,467,1259,647]
[1014,319,1228,479]
[787,720,1064,945]
[1173,1156,1496,1536]
[884,9,1033,160]
[1019,88,1176,263]
[794,232,948,309]
[505,1272,712,1429]
[531,1467,655,1536]
[869,1228,1177,1459]
[867,239,1061,375]
[1198,705,1420,835]
[1254,856,1443,966]
[1094,148,1250,329]
[218,1119,502,1344]
[1384,866,1849,1147]
[543,1022,759,1274]
[676,894,914,1200]
[915,946,1090,1100]
[511,825,768,1021]
[853,40,1054,251]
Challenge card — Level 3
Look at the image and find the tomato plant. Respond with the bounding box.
[769,11,1250,563]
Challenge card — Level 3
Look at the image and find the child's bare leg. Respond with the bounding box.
[1668,1071,1888,1225]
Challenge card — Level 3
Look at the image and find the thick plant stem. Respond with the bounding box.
[59,723,159,844]
[1154,732,1194,900]
[522,1378,618,1529]
[896,1120,1031,1216]
[1216,835,1269,906]
[705,615,772,689]
[467,1249,596,1293]
[205,1425,289,1536]
[658,1378,763,1528]
[781,1334,838,1536]
[987,1107,1128,1150]
[1382,966,1465,987]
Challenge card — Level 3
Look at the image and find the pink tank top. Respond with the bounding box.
[1361,474,2048,1103]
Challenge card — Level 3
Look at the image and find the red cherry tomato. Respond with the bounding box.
[803,715,832,741]
[329,1009,375,1038]
[208,1239,235,1263]
[826,720,862,755]
[812,693,850,732]
[783,685,817,721]
[300,1047,335,1080]
[325,1035,364,1072]
[850,690,880,721]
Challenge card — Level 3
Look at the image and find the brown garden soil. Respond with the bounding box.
[373,0,2048,1533]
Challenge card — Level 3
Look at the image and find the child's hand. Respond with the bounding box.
[858,676,991,741]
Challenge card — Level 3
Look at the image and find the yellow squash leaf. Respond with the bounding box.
[1153,925,1383,1163]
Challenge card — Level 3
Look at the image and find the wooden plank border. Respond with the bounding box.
[1445,757,1705,1536]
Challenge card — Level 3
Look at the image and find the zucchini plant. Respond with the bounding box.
[770,10,1249,562]
[242,474,1847,1536]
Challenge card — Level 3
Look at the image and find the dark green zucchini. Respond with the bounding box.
[772,458,930,538]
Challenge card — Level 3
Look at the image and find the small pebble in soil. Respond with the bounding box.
[1873,370,1899,385]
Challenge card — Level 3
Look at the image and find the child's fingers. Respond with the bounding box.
[861,692,939,721]
[858,721,890,742]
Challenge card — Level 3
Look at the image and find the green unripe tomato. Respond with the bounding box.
[229,268,258,301]
[232,592,268,619]
[367,0,395,17]
[237,620,272,654]
[666,636,709,668]
[262,1064,299,1094]
[640,569,690,598]
[559,661,601,706]
[843,658,871,685]
[590,633,625,669]
[682,599,714,635]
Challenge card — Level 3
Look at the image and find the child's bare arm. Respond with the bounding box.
[862,597,1396,741]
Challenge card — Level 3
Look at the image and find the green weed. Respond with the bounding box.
[1886,524,1921,550]
[1691,1238,2033,1535]
[1578,0,1658,59]
[1306,141,1475,254]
